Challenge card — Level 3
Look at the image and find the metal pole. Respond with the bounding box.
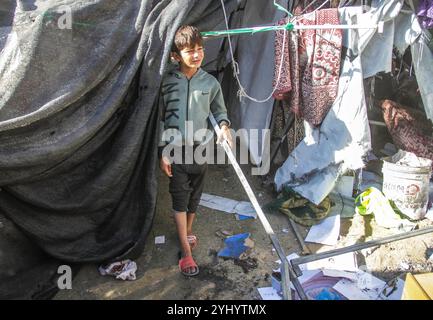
[290,226,433,276]
[293,23,381,30]
[209,113,308,300]
[288,218,311,255]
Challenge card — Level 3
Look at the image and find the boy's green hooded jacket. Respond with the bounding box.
[158,68,230,151]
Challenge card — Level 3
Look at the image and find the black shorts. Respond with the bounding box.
[169,163,208,213]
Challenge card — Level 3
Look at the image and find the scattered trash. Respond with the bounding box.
[328,193,356,219]
[293,271,346,300]
[427,248,433,262]
[257,287,282,300]
[271,271,282,293]
[244,236,255,247]
[322,269,357,281]
[380,277,405,300]
[393,150,432,167]
[333,175,355,198]
[276,252,359,273]
[382,150,432,220]
[282,228,289,234]
[355,187,416,231]
[215,229,233,238]
[333,279,371,300]
[236,214,255,221]
[356,269,386,292]
[218,233,254,259]
[358,170,383,194]
[322,268,389,300]
[234,257,258,273]
[270,261,404,301]
[154,235,165,245]
[275,189,332,227]
[222,178,228,182]
[316,288,345,300]
[233,201,257,218]
[199,193,257,218]
[402,272,433,300]
[399,261,411,271]
[98,259,137,281]
[305,214,340,246]
[271,269,323,298]
[271,255,408,300]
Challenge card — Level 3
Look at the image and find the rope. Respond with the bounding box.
[220,0,289,103]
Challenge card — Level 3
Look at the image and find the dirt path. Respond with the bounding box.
[54,163,302,300]
[54,163,433,300]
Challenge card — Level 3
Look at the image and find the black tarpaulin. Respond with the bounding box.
[0,0,238,299]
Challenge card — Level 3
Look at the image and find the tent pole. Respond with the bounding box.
[209,113,308,300]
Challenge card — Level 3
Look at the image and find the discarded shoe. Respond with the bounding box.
[179,256,199,277]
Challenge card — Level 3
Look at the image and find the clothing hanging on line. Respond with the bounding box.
[273,8,343,127]
[302,8,342,127]
[273,19,292,100]
[274,5,370,204]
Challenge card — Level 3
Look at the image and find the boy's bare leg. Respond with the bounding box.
[186,213,195,236]
[174,211,197,274]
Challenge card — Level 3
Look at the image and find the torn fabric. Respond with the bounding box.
[275,6,372,205]
[274,1,432,204]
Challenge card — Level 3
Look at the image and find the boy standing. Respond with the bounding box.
[158,26,232,276]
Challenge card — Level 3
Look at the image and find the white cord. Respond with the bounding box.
[220,0,289,103]
[297,0,320,16]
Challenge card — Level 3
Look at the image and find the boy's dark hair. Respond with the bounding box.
[172,25,203,54]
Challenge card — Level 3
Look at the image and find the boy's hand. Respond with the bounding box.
[160,157,172,177]
[217,124,233,149]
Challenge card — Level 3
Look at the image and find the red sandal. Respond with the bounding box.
[178,255,199,276]
[187,235,198,250]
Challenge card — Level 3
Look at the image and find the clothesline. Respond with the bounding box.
[202,0,384,38]
[201,22,384,38]
[206,0,385,103]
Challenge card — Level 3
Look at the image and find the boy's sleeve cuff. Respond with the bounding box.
[219,119,231,127]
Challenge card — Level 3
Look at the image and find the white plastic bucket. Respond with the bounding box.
[382,151,432,220]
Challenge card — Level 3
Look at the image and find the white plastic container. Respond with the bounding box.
[382,150,432,220]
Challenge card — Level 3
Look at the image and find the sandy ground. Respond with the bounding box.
[54,162,303,300]
[54,162,433,300]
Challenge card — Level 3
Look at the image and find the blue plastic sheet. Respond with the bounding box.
[218,233,251,259]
